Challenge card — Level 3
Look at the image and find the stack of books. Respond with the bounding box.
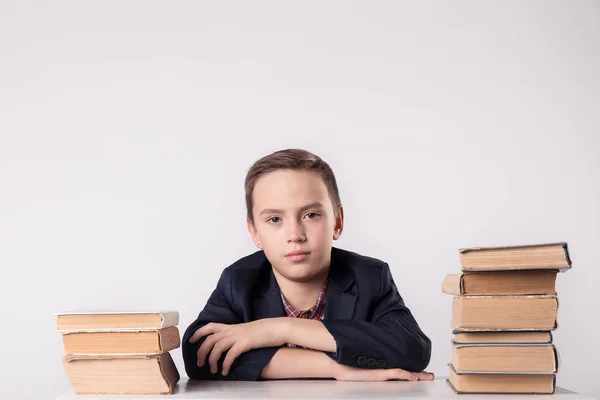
[442,242,572,394]
[56,310,181,394]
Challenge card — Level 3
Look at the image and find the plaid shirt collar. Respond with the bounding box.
[281,278,328,320]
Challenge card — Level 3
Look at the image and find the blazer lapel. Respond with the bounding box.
[324,248,356,320]
[253,264,286,320]
[325,286,356,320]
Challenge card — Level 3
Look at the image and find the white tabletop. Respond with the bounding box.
[54,377,595,400]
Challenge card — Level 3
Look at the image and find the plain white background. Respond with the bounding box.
[1,1,599,398]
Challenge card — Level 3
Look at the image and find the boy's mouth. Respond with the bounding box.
[285,251,311,262]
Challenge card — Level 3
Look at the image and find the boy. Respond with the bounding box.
[182,149,432,382]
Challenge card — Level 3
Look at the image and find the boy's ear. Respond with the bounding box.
[247,217,262,249]
[333,205,344,240]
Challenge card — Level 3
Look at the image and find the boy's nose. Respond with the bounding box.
[287,224,306,243]
[288,232,306,243]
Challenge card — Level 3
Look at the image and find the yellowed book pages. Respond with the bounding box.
[453,331,552,344]
[452,344,557,373]
[452,295,558,330]
[459,242,571,272]
[442,270,557,296]
[62,352,179,394]
[62,327,180,355]
[56,310,179,331]
[447,367,555,394]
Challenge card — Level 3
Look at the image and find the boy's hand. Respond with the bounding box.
[189,318,288,376]
[334,363,434,382]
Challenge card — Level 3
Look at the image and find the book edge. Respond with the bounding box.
[458,242,567,253]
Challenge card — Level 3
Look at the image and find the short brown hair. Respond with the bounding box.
[245,149,342,224]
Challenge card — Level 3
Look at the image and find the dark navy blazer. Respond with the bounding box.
[182,247,432,381]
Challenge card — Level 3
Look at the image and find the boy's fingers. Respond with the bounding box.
[414,371,434,380]
[221,343,244,376]
[391,369,417,381]
[190,327,210,344]
[190,323,228,344]
[208,337,234,374]
[197,333,219,367]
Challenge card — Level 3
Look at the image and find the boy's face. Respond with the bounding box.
[247,169,344,283]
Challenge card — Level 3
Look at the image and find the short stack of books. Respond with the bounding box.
[56,310,181,394]
[442,242,572,394]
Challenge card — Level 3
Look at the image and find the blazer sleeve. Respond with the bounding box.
[321,262,431,372]
[182,268,282,381]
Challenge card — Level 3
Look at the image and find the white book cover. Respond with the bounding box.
[55,310,179,331]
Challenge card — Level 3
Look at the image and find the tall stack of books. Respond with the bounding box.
[56,310,181,394]
[442,242,572,394]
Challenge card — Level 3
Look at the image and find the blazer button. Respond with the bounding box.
[357,356,367,366]
[367,357,376,367]
[376,359,387,368]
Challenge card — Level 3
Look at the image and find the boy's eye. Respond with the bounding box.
[267,217,281,223]
[304,212,318,219]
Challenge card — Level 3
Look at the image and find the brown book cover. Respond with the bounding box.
[452,331,553,344]
[442,270,557,296]
[451,343,558,373]
[62,326,180,355]
[459,242,571,272]
[62,352,180,394]
[447,365,556,394]
[452,295,558,330]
